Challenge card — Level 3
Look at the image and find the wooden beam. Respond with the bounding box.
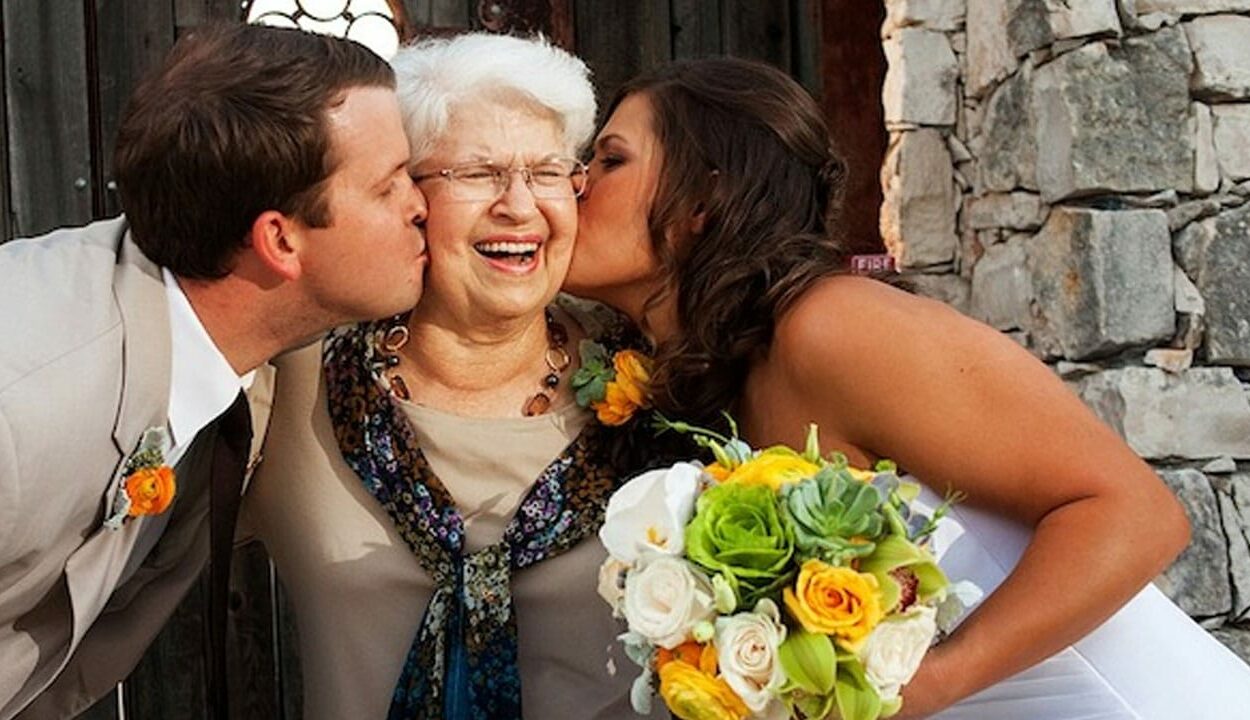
[671,0,720,60]
[574,0,670,113]
[0,5,11,242]
[3,0,93,237]
[94,0,177,218]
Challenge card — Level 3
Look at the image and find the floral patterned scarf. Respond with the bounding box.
[322,319,630,720]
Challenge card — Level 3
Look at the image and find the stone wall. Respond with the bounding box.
[880,0,1250,660]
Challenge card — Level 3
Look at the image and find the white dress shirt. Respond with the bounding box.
[162,268,254,465]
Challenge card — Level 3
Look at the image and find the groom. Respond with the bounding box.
[0,23,427,720]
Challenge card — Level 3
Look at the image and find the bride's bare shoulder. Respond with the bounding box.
[774,275,964,355]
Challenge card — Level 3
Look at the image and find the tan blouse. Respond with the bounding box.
[242,340,663,720]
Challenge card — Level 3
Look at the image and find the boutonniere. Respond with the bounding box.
[103,427,177,530]
[571,340,654,426]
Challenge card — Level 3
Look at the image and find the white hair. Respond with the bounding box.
[390,33,596,163]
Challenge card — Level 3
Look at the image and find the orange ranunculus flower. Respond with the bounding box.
[593,381,639,425]
[592,350,654,425]
[784,558,883,650]
[124,466,177,517]
[657,641,718,674]
[712,451,821,491]
[612,350,652,407]
[659,660,749,720]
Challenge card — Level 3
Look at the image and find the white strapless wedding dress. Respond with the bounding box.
[920,486,1250,719]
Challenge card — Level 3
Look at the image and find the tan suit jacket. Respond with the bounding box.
[0,217,273,719]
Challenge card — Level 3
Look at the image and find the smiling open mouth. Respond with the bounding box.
[474,241,540,266]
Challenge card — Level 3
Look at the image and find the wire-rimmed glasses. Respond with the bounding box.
[412,158,588,201]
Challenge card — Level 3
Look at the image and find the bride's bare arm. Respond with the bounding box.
[763,275,1190,717]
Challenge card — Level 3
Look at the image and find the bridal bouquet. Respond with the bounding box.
[597,421,979,720]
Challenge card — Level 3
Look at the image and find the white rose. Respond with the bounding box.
[622,553,716,649]
[857,605,939,700]
[597,556,630,616]
[599,463,702,563]
[714,599,788,719]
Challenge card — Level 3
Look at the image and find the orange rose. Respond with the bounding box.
[125,466,177,516]
[784,558,883,650]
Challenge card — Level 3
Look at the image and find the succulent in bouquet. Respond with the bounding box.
[597,419,981,720]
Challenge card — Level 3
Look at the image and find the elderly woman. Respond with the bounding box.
[242,34,660,720]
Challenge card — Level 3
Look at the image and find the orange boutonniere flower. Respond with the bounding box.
[124,465,177,516]
[104,427,176,530]
[572,342,654,426]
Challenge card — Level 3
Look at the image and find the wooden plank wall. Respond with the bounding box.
[93,1,177,217]
[3,0,93,239]
[0,5,9,241]
[574,0,822,116]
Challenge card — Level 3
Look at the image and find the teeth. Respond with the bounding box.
[475,241,539,254]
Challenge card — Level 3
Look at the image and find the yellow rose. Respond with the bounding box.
[784,559,883,650]
[713,450,821,491]
[613,350,653,407]
[659,660,750,720]
[125,466,177,516]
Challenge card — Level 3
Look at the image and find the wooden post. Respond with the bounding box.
[671,0,721,60]
[0,4,11,243]
[94,0,177,218]
[573,0,671,113]
[3,0,93,238]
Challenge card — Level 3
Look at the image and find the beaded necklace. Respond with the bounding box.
[375,308,572,416]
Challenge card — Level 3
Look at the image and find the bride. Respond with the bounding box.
[562,55,1250,718]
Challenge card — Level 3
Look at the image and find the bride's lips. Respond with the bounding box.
[472,233,544,275]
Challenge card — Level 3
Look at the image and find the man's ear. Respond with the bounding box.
[249,210,303,281]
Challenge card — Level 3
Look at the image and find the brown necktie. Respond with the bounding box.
[207,391,252,720]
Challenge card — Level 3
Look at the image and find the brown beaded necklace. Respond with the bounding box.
[376,308,572,416]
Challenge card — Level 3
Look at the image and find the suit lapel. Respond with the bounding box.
[65,225,174,649]
[110,229,171,454]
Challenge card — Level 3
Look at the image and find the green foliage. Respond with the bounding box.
[571,339,612,406]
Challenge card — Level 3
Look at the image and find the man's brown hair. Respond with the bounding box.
[113,23,395,279]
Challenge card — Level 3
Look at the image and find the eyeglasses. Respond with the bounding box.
[412,158,588,201]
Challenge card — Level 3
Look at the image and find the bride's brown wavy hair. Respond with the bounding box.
[608,57,850,429]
